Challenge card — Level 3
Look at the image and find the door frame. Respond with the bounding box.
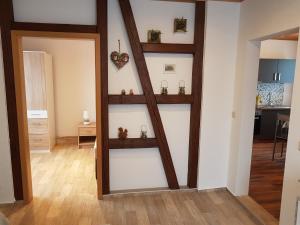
[11,30,102,202]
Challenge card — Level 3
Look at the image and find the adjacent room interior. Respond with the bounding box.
[249,32,298,219]
[20,36,99,198]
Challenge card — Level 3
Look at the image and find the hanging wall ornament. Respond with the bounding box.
[111,40,129,70]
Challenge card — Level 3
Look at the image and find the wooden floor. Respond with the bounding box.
[249,141,286,220]
[0,144,264,225]
[238,196,279,225]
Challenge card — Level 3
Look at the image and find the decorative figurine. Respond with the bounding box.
[121,89,126,95]
[110,40,129,70]
[161,80,168,95]
[178,80,186,95]
[118,127,128,140]
[140,125,148,139]
[174,17,187,33]
[147,30,162,43]
[129,89,134,95]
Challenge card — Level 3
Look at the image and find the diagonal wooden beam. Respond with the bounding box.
[187,1,205,188]
[118,0,179,189]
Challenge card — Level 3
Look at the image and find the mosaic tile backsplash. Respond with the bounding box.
[257,82,284,105]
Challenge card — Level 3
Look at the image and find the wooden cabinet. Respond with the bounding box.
[258,59,296,83]
[78,122,96,149]
[24,51,56,151]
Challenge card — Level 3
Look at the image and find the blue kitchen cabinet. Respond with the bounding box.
[278,59,296,83]
[258,59,277,83]
[258,59,296,83]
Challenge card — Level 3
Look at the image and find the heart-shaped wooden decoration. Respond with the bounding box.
[110,51,129,70]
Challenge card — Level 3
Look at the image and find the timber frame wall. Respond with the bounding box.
[0,0,205,198]
[102,0,205,193]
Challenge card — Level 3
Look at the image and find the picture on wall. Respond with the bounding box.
[147,30,162,43]
[163,64,176,74]
[174,17,187,33]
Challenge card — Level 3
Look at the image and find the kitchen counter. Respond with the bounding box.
[256,105,291,110]
[255,106,290,140]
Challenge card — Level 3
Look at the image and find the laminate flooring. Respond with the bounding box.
[249,141,285,220]
[0,144,264,225]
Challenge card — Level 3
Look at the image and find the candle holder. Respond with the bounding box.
[178,80,186,95]
[83,110,90,125]
[140,125,148,139]
[161,80,168,95]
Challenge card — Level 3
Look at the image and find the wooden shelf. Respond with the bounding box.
[108,95,193,104]
[141,43,195,54]
[109,138,158,149]
[155,95,193,104]
[108,95,146,104]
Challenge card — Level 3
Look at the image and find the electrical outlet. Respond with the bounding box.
[298,141,300,151]
[232,111,236,119]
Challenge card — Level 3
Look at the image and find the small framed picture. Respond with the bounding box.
[163,64,176,74]
[147,30,162,43]
[174,17,187,33]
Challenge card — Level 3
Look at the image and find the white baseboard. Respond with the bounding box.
[0,198,15,204]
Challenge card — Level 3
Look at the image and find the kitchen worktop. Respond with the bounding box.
[256,105,291,110]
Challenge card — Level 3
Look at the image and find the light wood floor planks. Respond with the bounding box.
[0,144,263,225]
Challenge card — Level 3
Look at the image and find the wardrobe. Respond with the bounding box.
[23,51,56,151]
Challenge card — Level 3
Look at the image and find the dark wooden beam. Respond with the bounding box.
[12,22,98,33]
[97,0,110,194]
[109,95,146,104]
[187,1,205,188]
[119,0,179,189]
[141,43,195,54]
[108,95,194,104]
[0,0,24,200]
[155,95,193,104]
[109,138,158,149]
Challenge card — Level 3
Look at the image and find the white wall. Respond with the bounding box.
[0,32,15,203]
[227,0,300,224]
[22,38,96,137]
[12,0,96,25]
[198,1,240,190]
[260,39,298,59]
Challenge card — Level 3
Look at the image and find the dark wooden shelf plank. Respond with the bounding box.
[155,95,194,104]
[108,95,146,104]
[109,138,158,149]
[108,95,193,104]
[141,43,195,54]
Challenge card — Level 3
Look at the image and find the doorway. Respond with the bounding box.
[249,31,298,219]
[11,31,102,202]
